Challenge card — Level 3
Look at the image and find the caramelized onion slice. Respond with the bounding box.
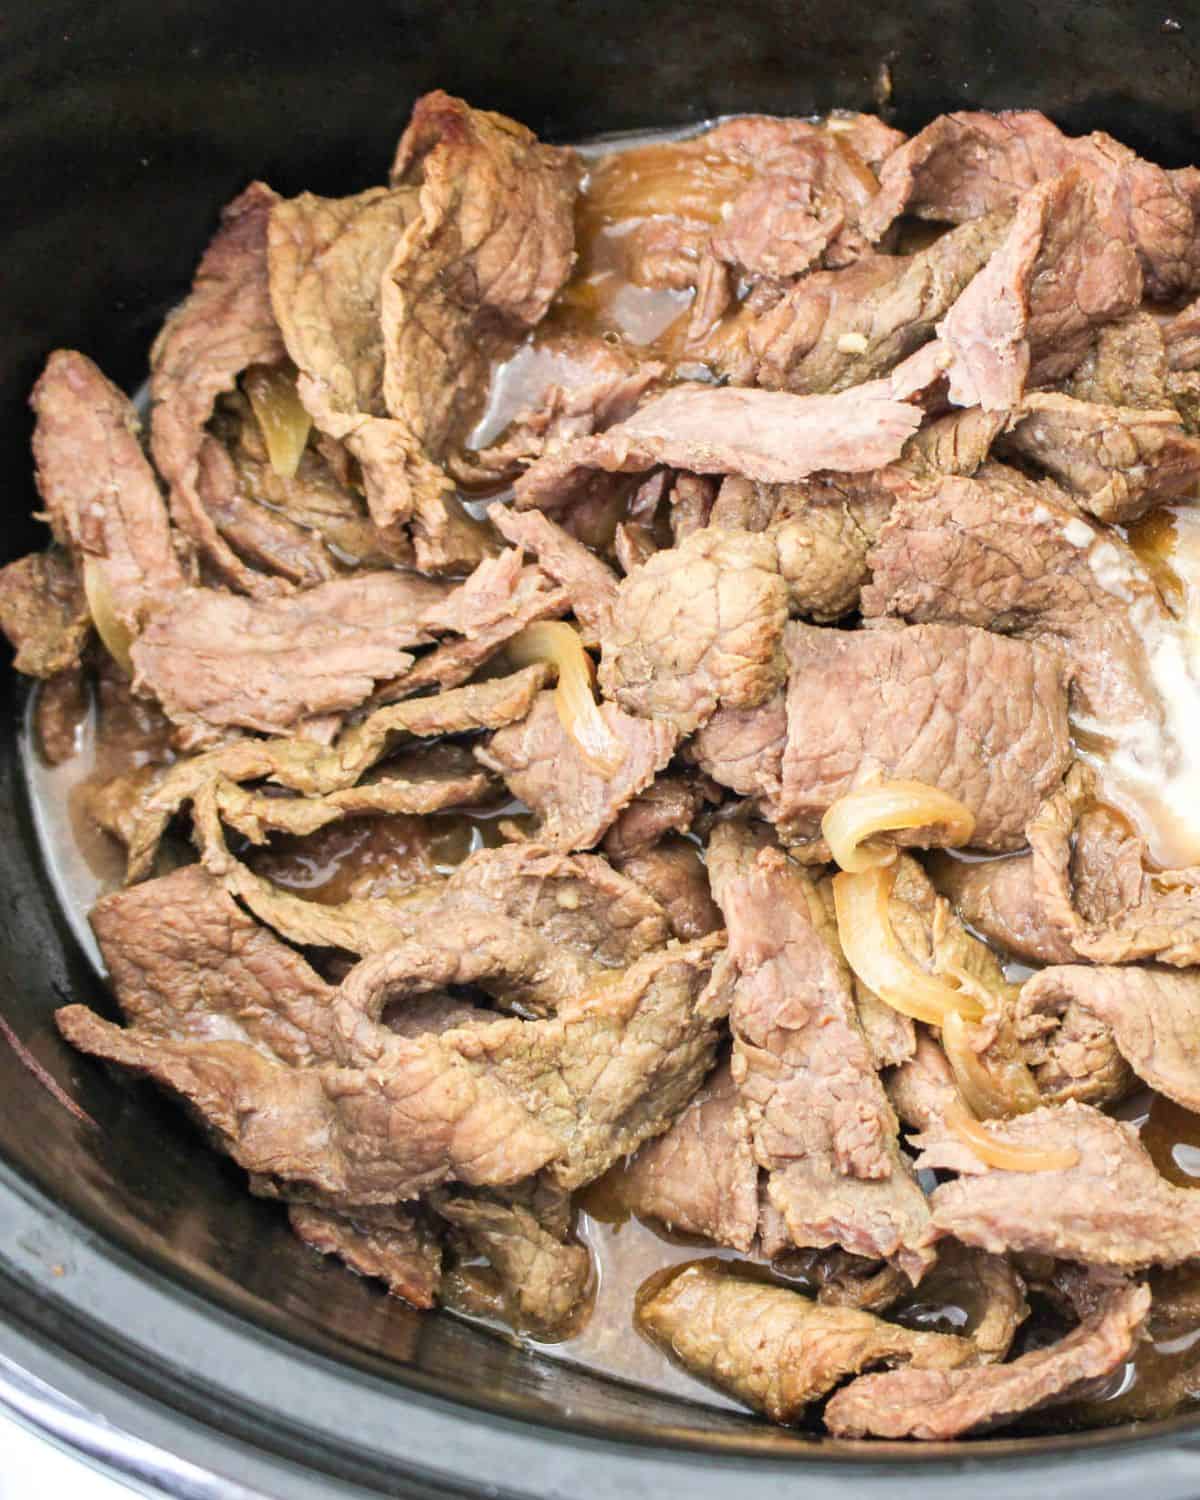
[244,364,312,479]
[82,558,133,674]
[506,622,626,776]
[822,780,976,873]
[942,1009,1040,1122]
[945,1099,1081,1173]
[832,865,984,1027]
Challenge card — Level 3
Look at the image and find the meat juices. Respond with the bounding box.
[12,95,1200,1438]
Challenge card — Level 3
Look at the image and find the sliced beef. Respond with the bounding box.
[689,692,788,812]
[904,406,1006,477]
[599,526,787,735]
[1165,294,1200,371]
[939,171,1142,411]
[34,667,89,766]
[777,620,1072,852]
[31,351,184,640]
[613,839,724,941]
[288,1202,442,1308]
[1004,392,1200,523]
[616,1058,759,1251]
[0,550,90,678]
[1066,312,1173,409]
[930,851,1085,967]
[149,181,290,595]
[476,689,677,851]
[639,1263,973,1423]
[921,1100,1200,1269]
[130,571,446,739]
[601,776,710,862]
[488,504,619,642]
[56,1003,561,1203]
[826,1279,1149,1439]
[513,382,925,515]
[709,826,933,1279]
[923,1240,1029,1364]
[1020,965,1200,1112]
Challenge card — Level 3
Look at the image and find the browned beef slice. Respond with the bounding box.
[904,407,1006,477]
[599,527,787,735]
[1020,965,1200,1112]
[930,852,1081,966]
[31,351,184,636]
[34,667,89,766]
[689,692,788,810]
[476,690,677,851]
[777,620,1071,852]
[436,1192,591,1339]
[866,109,1198,299]
[639,1264,973,1422]
[920,1101,1200,1268]
[825,1279,1149,1439]
[289,1202,442,1308]
[920,1240,1029,1364]
[0,550,89,678]
[1066,312,1173,408]
[616,1057,758,1251]
[149,181,290,596]
[601,775,710,861]
[488,504,618,642]
[708,215,1006,394]
[1004,392,1200,523]
[939,171,1143,411]
[56,1003,560,1202]
[709,827,932,1278]
[90,864,335,1067]
[130,571,446,738]
[613,840,723,942]
[513,382,924,515]
[1165,295,1200,371]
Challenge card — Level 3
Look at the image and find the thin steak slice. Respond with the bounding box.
[289,1202,442,1308]
[0,550,90,678]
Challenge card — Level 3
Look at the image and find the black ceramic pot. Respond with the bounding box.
[4,4,1200,1494]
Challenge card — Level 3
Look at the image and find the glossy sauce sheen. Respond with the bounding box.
[17,119,1200,1426]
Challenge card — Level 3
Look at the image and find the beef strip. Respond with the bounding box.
[476,690,677,851]
[601,776,710,862]
[1020,965,1200,1112]
[826,1278,1149,1439]
[923,1239,1030,1364]
[866,109,1199,298]
[288,1202,442,1308]
[149,181,290,596]
[708,825,933,1279]
[777,620,1072,852]
[616,1057,759,1251]
[599,526,787,735]
[34,666,89,766]
[904,407,1006,477]
[487,503,618,643]
[930,851,1085,966]
[939,171,1143,411]
[1004,392,1200,523]
[0,550,90,678]
[1066,312,1174,409]
[920,1100,1200,1269]
[613,839,724,941]
[689,692,788,812]
[130,571,448,740]
[513,382,926,515]
[639,1263,973,1423]
[31,350,184,638]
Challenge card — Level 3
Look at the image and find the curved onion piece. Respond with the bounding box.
[945,1099,1081,1173]
[506,622,626,776]
[942,1009,1040,1121]
[244,364,312,479]
[82,559,133,674]
[821,780,976,873]
[832,865,984,1027]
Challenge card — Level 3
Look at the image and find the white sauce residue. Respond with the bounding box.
[1088,539,1136,601]
[1062,516,1094,548]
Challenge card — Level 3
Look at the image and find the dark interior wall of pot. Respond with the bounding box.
[1,0,1198,1452]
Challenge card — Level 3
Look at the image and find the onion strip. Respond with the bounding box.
[832,865,984,1026]
[506,622,626,775]
[942,1009,1039,1122]
[244,364,312,479]
[822,780,976,873]
[82,558,134,674]
[945,1099,1081,1173]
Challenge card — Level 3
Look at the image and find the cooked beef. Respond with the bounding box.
[1004,392,1200,522]
[130,571,446,739]
[1165,295,1200,371]
[488,504,619,642]
[383,993,495,1039]
[289,1201,443,1307]
[920,1101,1200,1269]
[617,1058,759,1251]
[34,667,89,766]
[1066,312,1173,408]
[613,839,723,941]
[601,776,710,861]
[924,1240,1030,1364]
[689,692,788,811]
[0,550,89,678]
[1020,965,1200,1112]
[825,1279,1149,1439]
[149,182,290,596]
[904,406,1006,477]
[57,1003,561,1203]
[476,690,677,850]
[785,1249,910,1314]
[708,826,932,1278]
[90,864,335,1066]
[639,1263,973,1423]
[31,351,184,636]
[599,527,787,735]
[513,382,925,515]
[939,171,1142,411]
[930,851,1082,966]
[777,620,1072,852]
[667,474,717,543]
